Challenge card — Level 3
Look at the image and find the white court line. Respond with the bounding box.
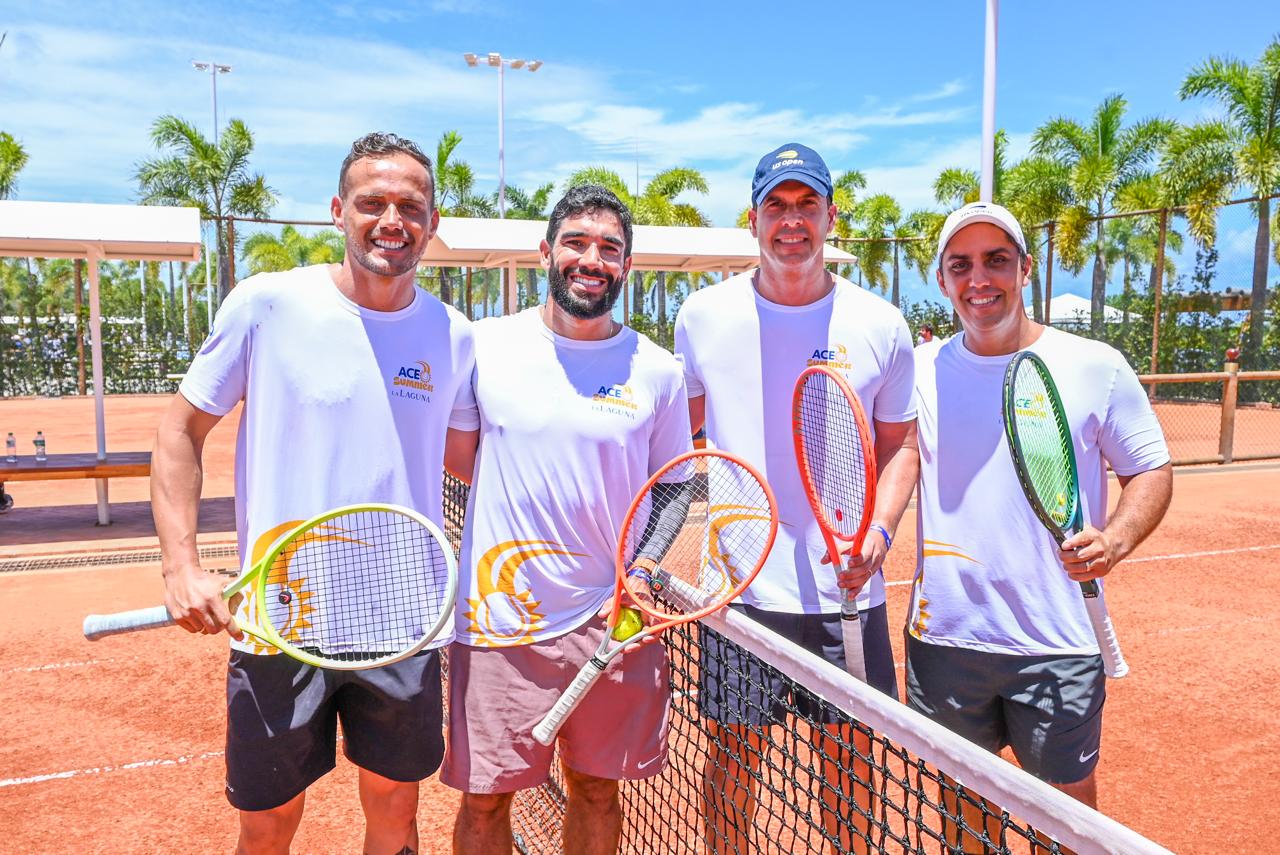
[885,542,1280,587]
[0,750,223,789]
[3,659,111,674]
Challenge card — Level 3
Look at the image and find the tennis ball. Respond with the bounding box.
[612,607,645,641]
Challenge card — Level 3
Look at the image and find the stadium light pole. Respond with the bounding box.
[463,52,543,219]
[191,60,233,145]
[191,60,232,327]
[980,0,998,203]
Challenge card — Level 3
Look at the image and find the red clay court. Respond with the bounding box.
[1,394,1278,853]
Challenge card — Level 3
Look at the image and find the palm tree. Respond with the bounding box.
[1173,38,1280,361]
[849,194,906,302]
[242,226,345,275]
[135,116,276,304]
[430,130,494,311]
[565,166,711,327]
[0,131,27,200]
[502,182,556,309]
[1032,95,1174,334]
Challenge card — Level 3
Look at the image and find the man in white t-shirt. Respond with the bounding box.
[674,143,919,854]
[440,185,692,855]
[909,202,1172,849]
[152,133,474,854]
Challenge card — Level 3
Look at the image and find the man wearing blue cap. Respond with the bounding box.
[673,144,919,853]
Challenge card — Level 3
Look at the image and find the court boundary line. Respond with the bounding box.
[0,750,224,789]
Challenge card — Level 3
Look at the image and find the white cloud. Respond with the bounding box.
[911,79,965,102]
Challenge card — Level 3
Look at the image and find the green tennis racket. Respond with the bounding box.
[83,504,458,670]
[1002,352,1128,679]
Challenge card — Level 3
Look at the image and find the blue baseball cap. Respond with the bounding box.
[751,143,833,207]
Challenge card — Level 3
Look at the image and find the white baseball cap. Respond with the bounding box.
[935,202,1027,268]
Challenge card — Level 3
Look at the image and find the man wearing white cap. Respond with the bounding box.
[907,202,1172,846]
[675,143,919,853]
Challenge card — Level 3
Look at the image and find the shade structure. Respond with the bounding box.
[1029,292,1134,325]
[0,200,203,524]
[421,217,859,314]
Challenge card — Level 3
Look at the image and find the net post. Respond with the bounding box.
[1219,357,1239,464]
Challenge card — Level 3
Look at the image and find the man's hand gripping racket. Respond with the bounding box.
[793,365,879,683]
[532,449,778,745]
[83,504,458,671]
[1003,352,1128,678]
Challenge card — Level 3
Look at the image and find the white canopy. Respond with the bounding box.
[1029,293,1135,325]
[423,217,859,314]
[0,200,203,524]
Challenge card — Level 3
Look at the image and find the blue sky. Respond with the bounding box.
[1,0,1276,305]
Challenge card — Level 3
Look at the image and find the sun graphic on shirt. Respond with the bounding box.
[464,539,587,647]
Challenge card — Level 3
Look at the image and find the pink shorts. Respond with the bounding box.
[440,616,670,793]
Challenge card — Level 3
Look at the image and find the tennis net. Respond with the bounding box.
[441,474,1169,855]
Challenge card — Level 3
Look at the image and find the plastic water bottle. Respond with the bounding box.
[33,431,47,462]
[4,433,15,463]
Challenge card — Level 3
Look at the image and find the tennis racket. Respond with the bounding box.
[792,365,878,683]
[1002,352,1128,679]
[83,504,458,671]
[532,449,778,745]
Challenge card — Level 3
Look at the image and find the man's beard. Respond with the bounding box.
[548,262,623,320]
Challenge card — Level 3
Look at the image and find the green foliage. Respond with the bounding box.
[135,115,276,301]
[0,131,29,200]
[242,226,344,275]
[900,300,957,340]
[627,311,673,352]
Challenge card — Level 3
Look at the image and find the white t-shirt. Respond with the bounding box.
[909,327,1170,656]
[179,264,475,654]
[674,272,916,614]
[452,308,692,647]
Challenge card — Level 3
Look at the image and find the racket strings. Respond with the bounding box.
[261,509,452,664]
[625,456,775,620]
[1009,367,1078,529]
[796,374,872,539]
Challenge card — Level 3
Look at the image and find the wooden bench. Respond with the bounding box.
[1,451,152,525]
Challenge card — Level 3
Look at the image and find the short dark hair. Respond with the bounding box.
[546,185,634,258]
[338,132,435,204]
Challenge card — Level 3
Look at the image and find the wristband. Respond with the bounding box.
[625,566,654,587]
[868,523,892,550]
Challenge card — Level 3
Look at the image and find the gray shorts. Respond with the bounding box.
[905,635,1105,785]
[699,602,898,726]
[225,649,445,811]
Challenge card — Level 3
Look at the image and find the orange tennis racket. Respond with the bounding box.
[792,365,878,682]
[533,448,779,745]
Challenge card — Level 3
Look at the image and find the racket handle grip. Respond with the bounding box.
[83,606,175,640]
[1081,587,1129,679]
[533,657,607,746]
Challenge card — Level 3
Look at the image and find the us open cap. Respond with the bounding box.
[751,143,833,207]
[935,202,1027,268]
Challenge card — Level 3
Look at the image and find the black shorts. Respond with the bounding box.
[224,649,445,811]
[905,635,1106,785]
[698,602,898,726]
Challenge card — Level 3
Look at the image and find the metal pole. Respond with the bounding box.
[139,261,147,349]
[1149,208,1168,375]
[204,227,214,330]
[210,65,219,145]
[1043,222,1055,326]
[498,61,506,219]
[980,0,998,203]
[87,249,110,524]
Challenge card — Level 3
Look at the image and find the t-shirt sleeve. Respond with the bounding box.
[449,328,480,431]
[872,315,917,423]
[1099,357,1170,475]
[177,283,254,416]
[673,309,704,398]
[648,363,695,477]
